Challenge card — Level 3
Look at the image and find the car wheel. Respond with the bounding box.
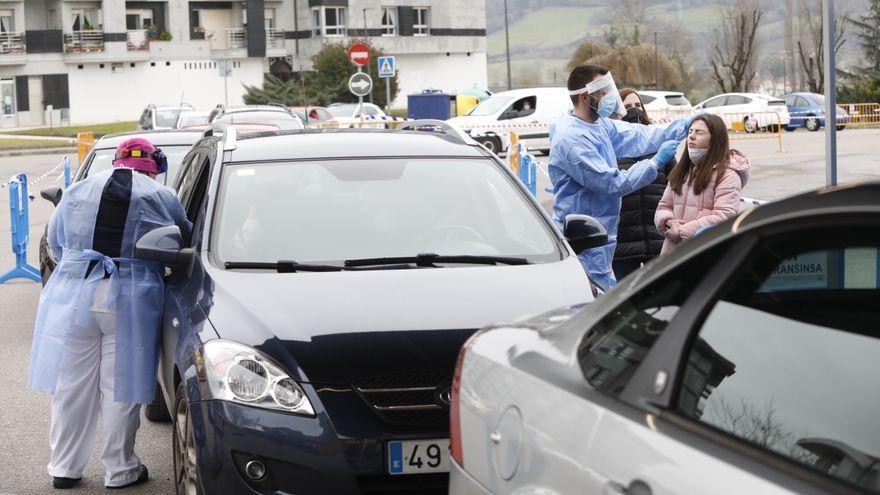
[784,125,797,132]
[145,383,171,422]
[477,136,498,154]
[767,124,780,133]
[836,125,846,131]
[173,382,205,495]
[806,117,820,132]
[744,118,757,134]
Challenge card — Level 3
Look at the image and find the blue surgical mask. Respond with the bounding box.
[597,94,618,119]
[688,147,708,164]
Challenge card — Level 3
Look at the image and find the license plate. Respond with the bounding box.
[387,439,450,475]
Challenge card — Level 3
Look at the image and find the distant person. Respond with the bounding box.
[28,138,191,489]
[613,88,669,279]
[549,64,698,289]
[655,113,750,253]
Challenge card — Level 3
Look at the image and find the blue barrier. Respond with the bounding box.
[517,146,538,197]
[0,174,41,283]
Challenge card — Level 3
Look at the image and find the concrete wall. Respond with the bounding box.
[392,52,487,108]
[67,57,265,123]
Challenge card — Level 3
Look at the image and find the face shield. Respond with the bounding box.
[569,72,626,120]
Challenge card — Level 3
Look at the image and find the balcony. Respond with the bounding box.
[226,28,245,49]
[0,32,26,55]
[127,29,148,51]
[64,30,104,53]
[267,28,284,49]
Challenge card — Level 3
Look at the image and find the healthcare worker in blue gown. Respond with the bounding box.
[549,64,698,289]
[28,137,191,490]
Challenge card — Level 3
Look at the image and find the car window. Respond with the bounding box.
[577,248,721,396]
[673,234,880,491]
[215,111,304,129]
[665,94,690,106]
[156,109,184,128]
[795,97,811,107]
[82,145,192,186]
[702,96,727,109]
[467,95,514,117]
[176,153,207,219]
[639,94,657,105]
[500,97,536,120]
[784,95,796,106]
[327,104,359,118]
[139,109,151,128]
[213,158,562,265]
[726,95,749,106]
[363,105,380,116]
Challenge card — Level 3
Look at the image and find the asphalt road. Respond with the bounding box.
[0,128,878,494]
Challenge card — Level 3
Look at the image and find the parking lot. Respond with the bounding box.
[1,127,878,494]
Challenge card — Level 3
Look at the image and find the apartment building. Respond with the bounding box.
[0,0,487,125]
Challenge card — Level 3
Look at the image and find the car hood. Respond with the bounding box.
[447,115,499,127]
[202,257,591,383]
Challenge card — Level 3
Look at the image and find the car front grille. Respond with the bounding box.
[354,370,452,429]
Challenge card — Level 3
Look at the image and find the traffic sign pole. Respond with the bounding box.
[385,78,391,113]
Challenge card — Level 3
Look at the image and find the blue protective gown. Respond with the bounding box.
[29,168,190,404]
[549,111,687,289]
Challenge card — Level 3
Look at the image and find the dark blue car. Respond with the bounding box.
[783,92,849,132]
[136,123,600,494]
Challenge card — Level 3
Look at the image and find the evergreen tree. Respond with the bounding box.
[242,74,303,106]
[848,0,880,77]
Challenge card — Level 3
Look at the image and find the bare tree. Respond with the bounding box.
[611,0,651,46]
[796,0,848,93]
[566,40,681,88]
[710,0,765,93]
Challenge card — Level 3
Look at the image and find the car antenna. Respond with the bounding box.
[176,91,185,124]
[299,64,309,126]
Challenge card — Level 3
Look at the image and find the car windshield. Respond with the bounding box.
[467,96,514,116]
[178,113,209,128]
[213,159,561,265]
[156,109,185,128]
[327,104,360,118]
[84,145,192,186]
[215,111,304,129]
[810,94,825,105]
[665,94,691,106]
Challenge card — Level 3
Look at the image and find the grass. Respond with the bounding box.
[0,138,75,150]
[0,121,138,138]
[487,7,602,55]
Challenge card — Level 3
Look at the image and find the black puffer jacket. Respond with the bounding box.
[614,155,673,264]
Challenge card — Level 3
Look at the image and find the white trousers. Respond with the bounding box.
[47,279,143,487]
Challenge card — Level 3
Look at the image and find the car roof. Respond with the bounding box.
[154,103,194,110]
[93,129,205,149]
[638,90,685,97]
[225,128,488,162]
[486,87,566,98]
[223,105,291,113]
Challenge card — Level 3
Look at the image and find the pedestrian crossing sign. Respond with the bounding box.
[378,56,396,78]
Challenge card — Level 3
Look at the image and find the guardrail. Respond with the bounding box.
[841,103,880,128]
[127,29,149,51]
[0,31,25,54]
[267,29,284,49]
[226,28,246,49]
[64,30,104,53]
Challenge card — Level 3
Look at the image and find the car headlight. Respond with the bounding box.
[198,340,315,416]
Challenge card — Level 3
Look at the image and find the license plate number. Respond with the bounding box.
[387,439,450,475]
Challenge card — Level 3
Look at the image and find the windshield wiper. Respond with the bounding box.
[344,253,529,268]
[224,261,344,273]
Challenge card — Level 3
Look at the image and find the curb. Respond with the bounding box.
[0,147,76,158]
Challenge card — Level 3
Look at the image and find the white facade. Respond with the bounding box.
[0,0,487,125]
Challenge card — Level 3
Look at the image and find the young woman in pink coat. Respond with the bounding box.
[654,113,751,253]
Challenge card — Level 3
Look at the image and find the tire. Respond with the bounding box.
[767,124,780,133]
[476,136,497,154]
[784,125,797,132]
[145,383,171,422]
[836,125,846,131]
[806,117,820,132]
[744,118,757,134]
[173,383,205,495]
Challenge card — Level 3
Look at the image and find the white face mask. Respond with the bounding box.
[688,147,708,164]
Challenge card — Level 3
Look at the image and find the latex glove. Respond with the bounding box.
[652,140,680,166]
[598,94,618,119]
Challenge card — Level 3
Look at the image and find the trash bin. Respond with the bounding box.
[407,91,457,120]
[455,95,479,116]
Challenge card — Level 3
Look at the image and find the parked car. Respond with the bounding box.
[135,121,603,495]
[175,110,211,129]
[693,93,791,133]
[208,104,304,130]
[37,129,205,285]
[782,92,849,132]
[448,87,572,155]
[290,106,338,127]
[637,90,693,120]
[450,181,880,495]
[138,103,196,131]
[327,102,389,129]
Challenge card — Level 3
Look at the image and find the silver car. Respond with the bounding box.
[450,182,880,494]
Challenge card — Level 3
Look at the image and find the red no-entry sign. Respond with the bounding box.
[348,43,371,67]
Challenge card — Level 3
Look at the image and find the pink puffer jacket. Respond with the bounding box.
[654,149,750,254]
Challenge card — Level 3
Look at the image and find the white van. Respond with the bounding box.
[447,87,572,155]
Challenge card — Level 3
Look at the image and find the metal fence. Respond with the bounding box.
[63,30,105,53]
[0,32,25,54]
[841,103,880,128]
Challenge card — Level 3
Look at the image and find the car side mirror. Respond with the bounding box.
[41,186,63,207]
[564,214,608,253]
[135,225,194,269]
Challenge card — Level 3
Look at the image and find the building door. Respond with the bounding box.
[0,78,16,127]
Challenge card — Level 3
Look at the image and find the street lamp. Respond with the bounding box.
[503,0,511,90]
[362,8,374,103]
[653,31,664,90]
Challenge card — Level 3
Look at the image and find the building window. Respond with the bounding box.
[0,10,15,32]
[312,7,346,37]
[413,7,429,36]
[381,7,396,36]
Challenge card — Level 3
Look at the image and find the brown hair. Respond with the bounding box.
[618,88,653,125]
[567,64,608,107]
[667,113,730,195]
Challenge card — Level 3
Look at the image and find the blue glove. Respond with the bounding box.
[652,140,679,166]
[598,94,618,119]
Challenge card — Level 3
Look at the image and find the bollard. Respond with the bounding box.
[517,145,538,197]
[63,156,71,188]
[0,174,41,283]
[76,132,95,164]
[507,132,520,175]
